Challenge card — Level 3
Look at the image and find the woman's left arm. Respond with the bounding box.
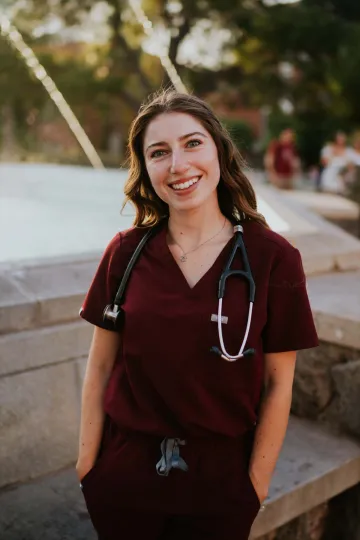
[248,350,297,504]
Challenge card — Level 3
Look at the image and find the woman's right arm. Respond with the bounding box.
[321,145,331,167]
[76,326,121,481]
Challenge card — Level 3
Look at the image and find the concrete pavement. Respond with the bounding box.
[0,164,289,265]
[0,468,95,540]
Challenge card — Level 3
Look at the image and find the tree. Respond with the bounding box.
[4,0,360,167]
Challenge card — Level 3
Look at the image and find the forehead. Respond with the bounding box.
[143,112,208,146]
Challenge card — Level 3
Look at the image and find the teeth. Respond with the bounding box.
[172,177,200,190]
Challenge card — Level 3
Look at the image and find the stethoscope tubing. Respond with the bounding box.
[214,225,256,362]
[217,299,254,361]
[103,221,256,362]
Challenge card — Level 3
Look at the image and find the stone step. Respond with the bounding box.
[251,416,360,537]
[282,190,359,221]
[0,321,92,377]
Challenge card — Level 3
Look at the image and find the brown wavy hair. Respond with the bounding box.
[123,89,268,228]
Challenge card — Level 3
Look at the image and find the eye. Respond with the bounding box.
[150,149,167,158]
[187,139,202,148]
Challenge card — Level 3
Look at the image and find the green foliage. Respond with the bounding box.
[4,0,360,167]
[221,118,254,152]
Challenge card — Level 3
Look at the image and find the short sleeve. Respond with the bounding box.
[321,145,331,160]
[262,247,319,353]
[79,233,122,331]
[347,148,357,164]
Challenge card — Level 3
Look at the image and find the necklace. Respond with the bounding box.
[170,217,227,263]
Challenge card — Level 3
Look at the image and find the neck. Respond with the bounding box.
[167,200,230,248]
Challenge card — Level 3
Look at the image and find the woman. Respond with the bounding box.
[320,131,352,194]
[349,134,360,168]
[347,134,360,204]
[77,90,318,540]
[266,129,299,190]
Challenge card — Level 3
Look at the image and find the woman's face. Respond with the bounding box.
[143,112,221,213]
[336,132,346,146]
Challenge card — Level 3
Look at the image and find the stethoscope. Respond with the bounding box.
[210,224,256,361]
[103,222,256,362]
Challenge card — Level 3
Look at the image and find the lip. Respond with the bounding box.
[168,176,202,196]
[168,175,201,187]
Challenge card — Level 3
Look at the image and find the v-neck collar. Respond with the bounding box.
[157,222,234,293]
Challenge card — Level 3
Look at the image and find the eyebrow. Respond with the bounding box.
[145,131,208,152]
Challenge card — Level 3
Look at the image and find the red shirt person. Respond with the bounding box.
[77,91,318,540]
[267,129,299,189]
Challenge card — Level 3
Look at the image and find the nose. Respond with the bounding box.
[170,148,189,175]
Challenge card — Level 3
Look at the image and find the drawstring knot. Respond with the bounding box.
[156,437,188,476]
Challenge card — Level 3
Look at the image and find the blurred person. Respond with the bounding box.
[347,134,360,207]
[320,131,352,194]
[307,165,322,192]
[349,134,360,167]
[76,90,318,540]
[263,138,277,183]
[267,129,300,190]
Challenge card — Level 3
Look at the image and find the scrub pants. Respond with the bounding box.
[81,420,260,540]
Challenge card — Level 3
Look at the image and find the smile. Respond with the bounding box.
[170,176,201,191]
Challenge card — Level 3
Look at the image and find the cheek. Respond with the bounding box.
[146,163,170,201]
[146,163,165,190]
[201,151,220,183]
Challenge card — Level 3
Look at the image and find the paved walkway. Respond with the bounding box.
[0,164,289,265]
[2,162,357,266]
[0,164,131,265]
[0,468,95,540]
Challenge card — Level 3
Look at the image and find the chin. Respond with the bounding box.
[174,195,206,211]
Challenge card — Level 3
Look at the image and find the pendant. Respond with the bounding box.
[180,254,187,263]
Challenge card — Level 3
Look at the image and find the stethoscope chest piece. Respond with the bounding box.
[103,304,124,330]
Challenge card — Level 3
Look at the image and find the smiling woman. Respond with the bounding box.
[143,114,221,214]
[124,90,268,229]
[77,88,318,540]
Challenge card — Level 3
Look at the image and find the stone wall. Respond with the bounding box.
[293,342,360,438]
[260,483,360,540]
[0,256,97,489]
[0,320,91,488]
[258,503,329,540]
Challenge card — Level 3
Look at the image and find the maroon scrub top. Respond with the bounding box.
[80,220,318,439]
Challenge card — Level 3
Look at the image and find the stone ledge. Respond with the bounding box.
[2,269,360,353]
[281,190,359,221]
[307,271,360,350]
[0,322,92,377]
[256,186,360,274]
[250,416,360,537]
[0,259,98,334]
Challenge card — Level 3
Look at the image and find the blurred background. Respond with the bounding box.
[1,2,360,540]
[1,0,360,174]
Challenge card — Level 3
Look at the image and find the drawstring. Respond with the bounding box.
[156,437,188,476]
